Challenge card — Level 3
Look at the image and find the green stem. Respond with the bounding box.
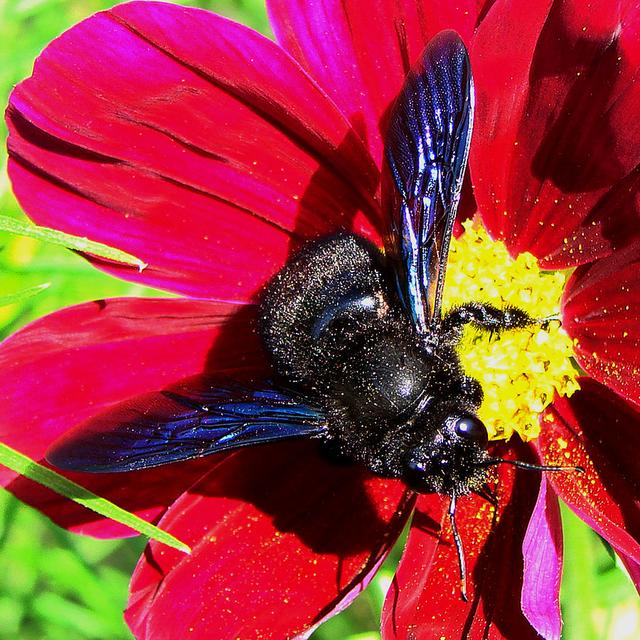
[0,443,189,554]
[0,215,147,271]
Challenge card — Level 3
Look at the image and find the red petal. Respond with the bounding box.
[382,449,541,639]
[268,0,492,164]
[7,1,380,300]
[471,0,640,267]
[562,242,640,409]
[539,378,640,565]
[0,297,265,537]
[126,442,413,639]
[619,553,640,594]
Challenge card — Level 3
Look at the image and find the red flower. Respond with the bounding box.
[2,1,640,638]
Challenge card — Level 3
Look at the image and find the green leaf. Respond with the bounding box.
[561,503,599,640]
[32,591,129,639]
[560,502,640,639]
[0,215,147,271]
[0,282,50,307]
[0,443,189,554]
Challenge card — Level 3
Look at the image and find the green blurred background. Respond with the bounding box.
[0,1,637,638]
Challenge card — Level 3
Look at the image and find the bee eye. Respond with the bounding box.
[454,416,488,446]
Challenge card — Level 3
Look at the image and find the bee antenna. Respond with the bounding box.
[480,458,585,474]
[448,492,468,602]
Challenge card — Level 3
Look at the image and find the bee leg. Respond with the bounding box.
[538,313,562,329]
[442,302,537,337]
[474,483,498,507]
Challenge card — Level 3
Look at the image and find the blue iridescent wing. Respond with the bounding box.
[46,384,327,473]
[384,30,474,333]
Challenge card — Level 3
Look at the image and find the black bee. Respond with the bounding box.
[47,30,574,599]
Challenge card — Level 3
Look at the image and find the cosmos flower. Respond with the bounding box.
[2,0,639,638]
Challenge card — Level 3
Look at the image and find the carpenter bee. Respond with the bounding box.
[47,30,575,599]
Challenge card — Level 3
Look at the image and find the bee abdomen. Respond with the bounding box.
[259,234,390,387]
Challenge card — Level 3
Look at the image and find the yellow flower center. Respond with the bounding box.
[443,220,580,442]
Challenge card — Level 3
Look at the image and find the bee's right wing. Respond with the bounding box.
[383,30,474,334]
[46,382,327,473]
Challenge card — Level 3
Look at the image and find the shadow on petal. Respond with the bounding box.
[531,12,626,192]
[126,442,413,639]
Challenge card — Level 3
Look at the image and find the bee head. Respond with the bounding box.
[399,409,583,604]
[401,413,490,496]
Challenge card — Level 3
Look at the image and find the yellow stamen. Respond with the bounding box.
[443,220,580,441]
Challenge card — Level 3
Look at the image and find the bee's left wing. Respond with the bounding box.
[46,384,327,473]
[384,30,474,333]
